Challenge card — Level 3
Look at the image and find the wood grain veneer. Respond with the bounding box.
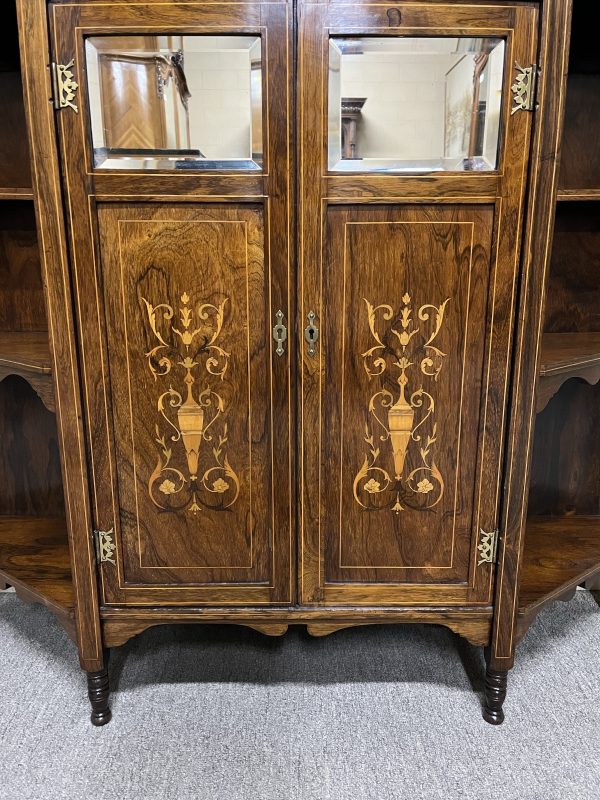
[0,331,54,412]
[558,75,600,194]
[515,515,600,642]
[0,374,64,517]
[0,202,46,333]
[0,72,32,194]
[0,515,75,638]
[537,332,600,412]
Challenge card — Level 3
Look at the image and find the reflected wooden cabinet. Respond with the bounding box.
[4,0,594,728]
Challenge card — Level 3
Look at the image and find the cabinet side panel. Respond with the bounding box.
[491,0,573,668]
[16,0,103,671]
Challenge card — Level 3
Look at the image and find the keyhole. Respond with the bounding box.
[305,312,319,356]
[387,8,402,27]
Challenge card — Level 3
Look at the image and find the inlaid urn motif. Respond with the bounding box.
[354,292,450,514]
[141,291,240,515]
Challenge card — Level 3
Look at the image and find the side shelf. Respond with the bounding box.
[0,71,32,199]
[557,189,600,201]
[0,516,75,639]
[558,73,600,198]
[537,332,600,413]
[0,331,54,412]
[517,516,600,642]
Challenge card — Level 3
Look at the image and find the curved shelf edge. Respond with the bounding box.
[0,332,55,413]
[0,366,55,413]
[537,333,600,413]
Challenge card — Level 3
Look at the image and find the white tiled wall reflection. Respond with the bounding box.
[341,52,449,160]
[333,37,506,170]
[183,37,253,159]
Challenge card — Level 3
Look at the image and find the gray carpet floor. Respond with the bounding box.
[0,590,599,800]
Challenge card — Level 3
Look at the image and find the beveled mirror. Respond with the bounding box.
[328,36,506,172]
[85,35,263,171]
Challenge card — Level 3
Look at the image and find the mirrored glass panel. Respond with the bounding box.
[86,35,263,170]
[328,37,505,173]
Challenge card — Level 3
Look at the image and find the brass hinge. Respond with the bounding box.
[477,528,500,566]
[50,60,79,113]
[511,63,538,114]
[93,529,116,565]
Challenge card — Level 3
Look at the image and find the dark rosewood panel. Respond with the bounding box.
[97,204,275,585]
[321,205,492,586]
[0,70,31,193]
[543,203,600,333]
[529,379,600,518]
[0,376,64,517]
[558,0,600,196]
[0,202,46,332]
[558,74,600,194]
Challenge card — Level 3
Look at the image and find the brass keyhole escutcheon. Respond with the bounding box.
[305,311,319,357]
[387,8,402,27]
[272,309,287,356]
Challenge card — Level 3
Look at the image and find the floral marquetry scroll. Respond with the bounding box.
[142,291,240,515]
[353,292,450,514]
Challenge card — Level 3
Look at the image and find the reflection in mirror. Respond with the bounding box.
[85,35,263,170]
[329,37,506,173]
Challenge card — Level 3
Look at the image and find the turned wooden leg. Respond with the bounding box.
[87,650,112,727]
[482,653,508,725]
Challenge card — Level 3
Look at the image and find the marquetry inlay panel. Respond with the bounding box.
[143,290,240,515]
[320,205,494,584]
[354,291,450,514]
[95,204,275,585]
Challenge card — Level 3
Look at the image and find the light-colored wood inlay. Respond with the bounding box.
[0,188,34,201]
[0,331,52,374]
[557,189,600,201]
[539,332,600,376]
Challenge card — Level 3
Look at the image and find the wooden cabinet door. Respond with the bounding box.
[50,1,293,605]
[299,1,539,605]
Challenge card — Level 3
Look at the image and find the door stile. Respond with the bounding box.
[49,4,121,605]
[468,5,540,605]
[298,2,329,604]
[260,1,295,605]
